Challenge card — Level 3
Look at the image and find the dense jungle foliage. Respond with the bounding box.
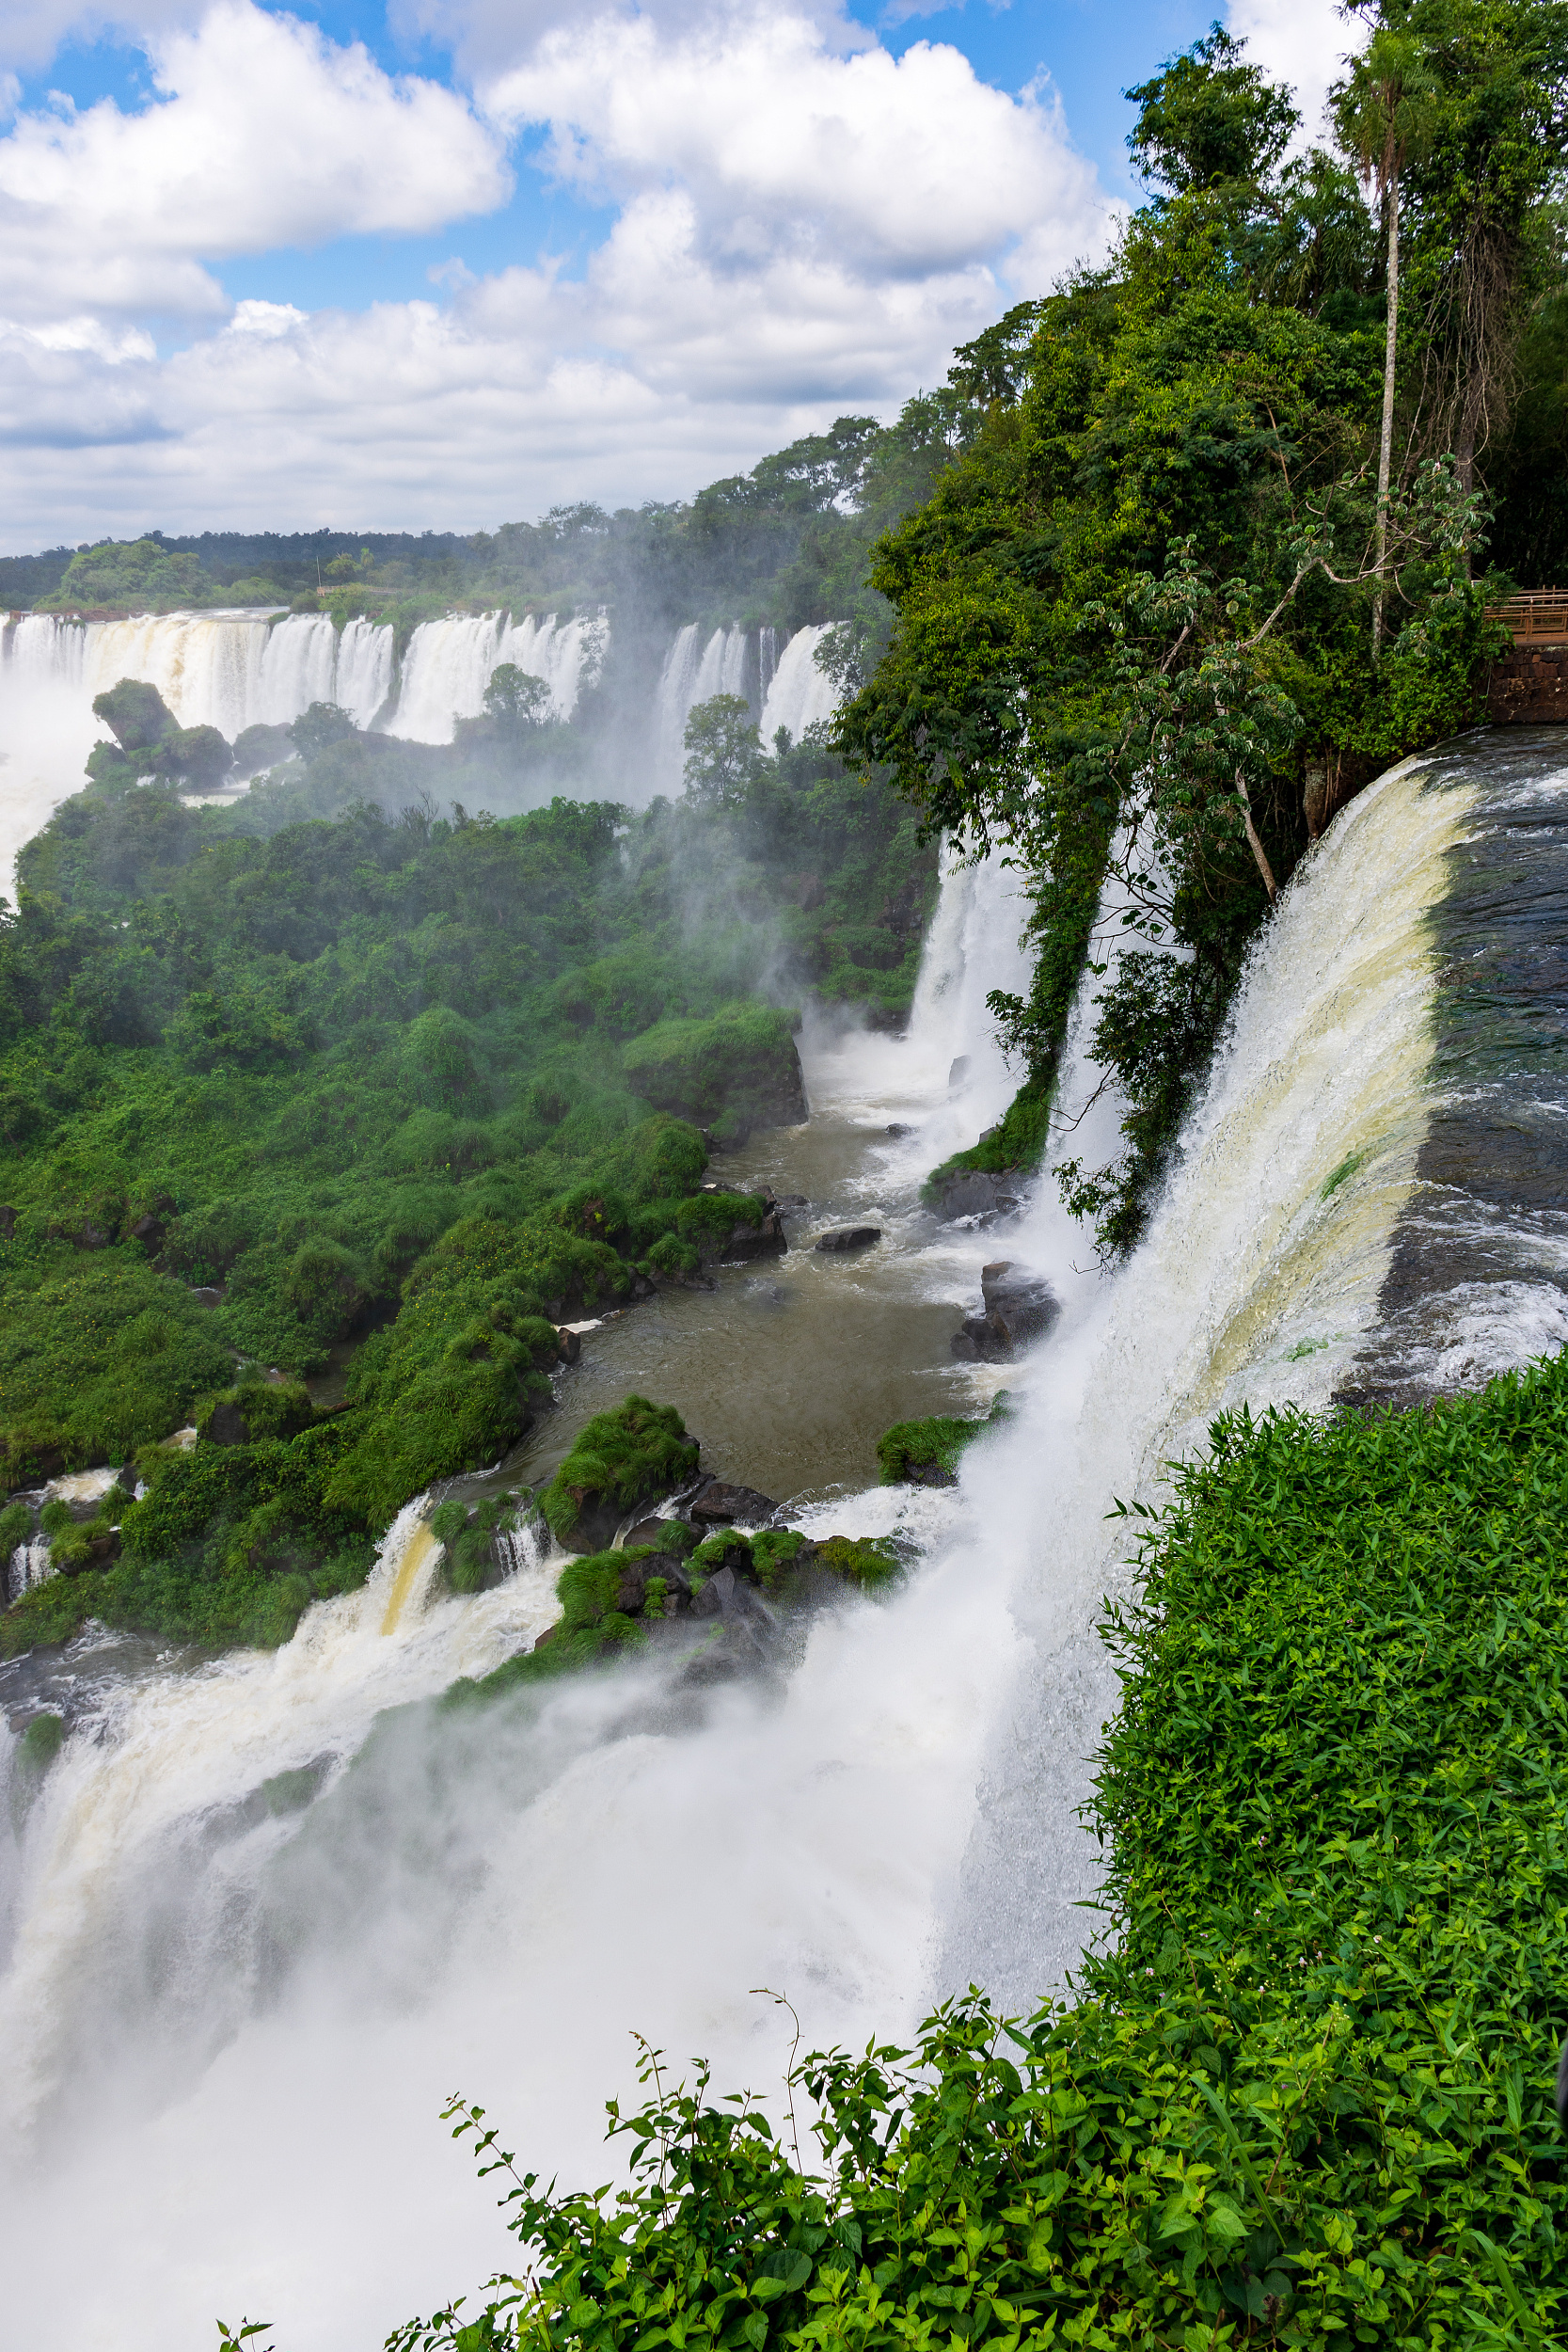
[0,713,935,1652]
[384,1347,1568,2352]
[836,0,1568,1249]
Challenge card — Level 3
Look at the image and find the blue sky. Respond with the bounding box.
[0,0,1351,543]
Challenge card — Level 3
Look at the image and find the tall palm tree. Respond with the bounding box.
[1336,16,1440,657]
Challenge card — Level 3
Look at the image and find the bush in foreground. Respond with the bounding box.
[388,1353,1568,2350]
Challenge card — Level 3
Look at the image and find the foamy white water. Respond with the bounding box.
[392,611,601,743]
[0,605,605,886]
[759,623,838,745]
[0,756,1486,2345]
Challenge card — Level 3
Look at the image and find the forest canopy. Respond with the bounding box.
[834,0,1568,1249]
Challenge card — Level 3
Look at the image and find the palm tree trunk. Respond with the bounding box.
[1373,142,1401,663]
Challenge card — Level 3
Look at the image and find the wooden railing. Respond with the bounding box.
[1487,593,1568,644]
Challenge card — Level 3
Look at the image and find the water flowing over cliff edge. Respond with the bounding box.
[0,611,844,889]
[1,732,1565,2345]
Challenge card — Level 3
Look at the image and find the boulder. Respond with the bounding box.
[950,1263,1059,1361]
[129,1212,166,1252]
[815,1226,882,1253]
[556,1326,581,1364]
[622,1516,677,1549]
[982,1261,1060,1349]
[614,1551,692,1616]
[930,1169,1023,1223]
[774,1193,809,1209]
[689,1482,779,1528]
[690,1563,770,1628]
[203,1400,255,1446]
[721,1208,788,1263]
[885,1123,912,1138]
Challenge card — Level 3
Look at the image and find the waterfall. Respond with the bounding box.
[0,744,1512,2350]
[650,622,752,796]
[392,611,603,744]
[758,622,839,743]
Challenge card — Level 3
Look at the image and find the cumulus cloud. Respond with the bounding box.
[0,0,510,319]
[1226,0,1366,147]
[484,10,1107,278]
[0,0,1120,543]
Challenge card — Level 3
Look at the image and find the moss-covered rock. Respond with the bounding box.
[540,1395,700,1553]
[198,1377,315,1448]
[876,1393,1012,1486]
[622,1005,806,1136]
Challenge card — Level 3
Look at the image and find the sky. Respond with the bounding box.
[0,0,1361,549]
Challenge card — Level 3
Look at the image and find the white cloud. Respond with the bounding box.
[484,11,1103,278]
[0,0,1119,544]
[1226,0,1366,148]
[0,0,510,320]
[0,0,202,75]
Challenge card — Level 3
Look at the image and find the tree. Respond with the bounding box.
[1126,22,1299,194]
[1335,12,1440,654]
[92,678,174,755]
[482,663,550,729]
[288,702,357,757]
[682,696,767,810]
[153,725,233,789]
[47,537,208,612]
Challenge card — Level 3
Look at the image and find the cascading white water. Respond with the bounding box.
[758,622,839,743]
[650,622,753,796]
[0,604,603,882]
[392,611,602,744]
[0,755,1480,2346]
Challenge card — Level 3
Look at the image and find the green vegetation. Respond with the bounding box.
[540,1398,701,1551]
[835,0,1568,1250]
[430,1494,534,1596]
[446,1495,902,1709]
[397,1349,1568,2351]
[0,729,931,1650]
[877,1393,1011,1485]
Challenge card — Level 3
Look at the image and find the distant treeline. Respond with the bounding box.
[1,381,1001,640]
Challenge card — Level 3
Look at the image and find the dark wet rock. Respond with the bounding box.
[885,1123,912,1138]
[203,1401,253,1446]
[774,1193,809,1209]
[721,1207,788,1262]
[532,1623,558,1650]
[690,1563,771,1628]
[689,1482,779,1528]
[951,1263,1059,1361]
[556,1326,581,1364]
[615,1551,692,1616]
[929,1169,1023,1223]
[622,1516,678,1549]
[128,1212,166,1251]
[816,1225,882,1253]
[982,1262,1060,1348]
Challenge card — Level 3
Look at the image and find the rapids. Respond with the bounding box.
[1,732,1565,2345]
